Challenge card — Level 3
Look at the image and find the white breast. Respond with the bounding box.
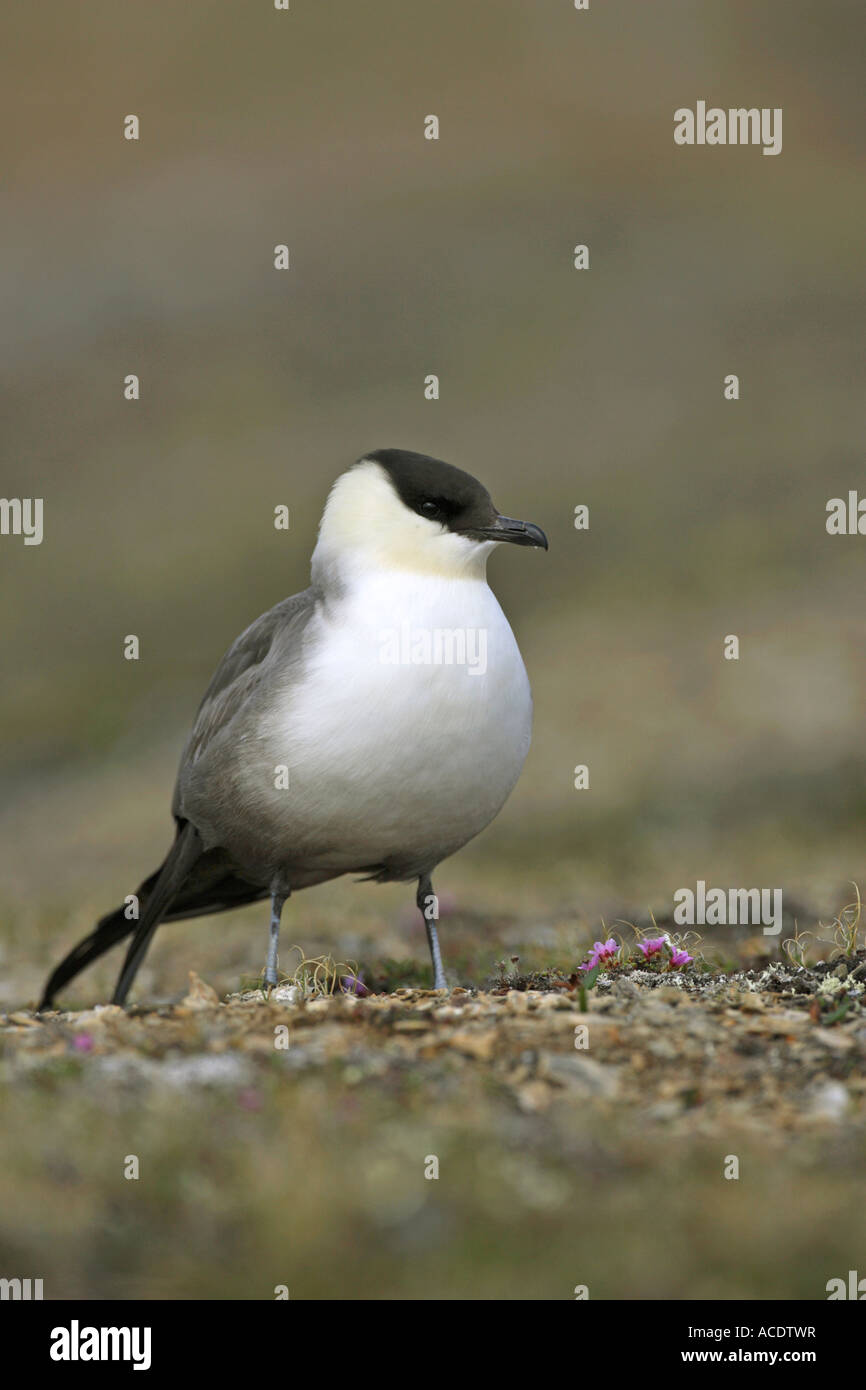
[261,570,532,876]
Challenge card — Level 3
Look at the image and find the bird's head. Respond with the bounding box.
[312,448,548,585]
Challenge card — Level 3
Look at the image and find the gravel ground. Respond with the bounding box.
[6,956,866,1129]
[1,952,864,1299]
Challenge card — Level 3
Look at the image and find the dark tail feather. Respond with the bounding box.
[38,822,205,1011]
[111,822,204,1006]
[39,907,138,1010]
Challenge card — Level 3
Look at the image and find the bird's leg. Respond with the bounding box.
[263,890,288,991]
[417,874,447,991]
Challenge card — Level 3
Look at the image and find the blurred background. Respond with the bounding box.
[2,0,866,1299]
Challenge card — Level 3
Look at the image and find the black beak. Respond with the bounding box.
[465,515,549,549]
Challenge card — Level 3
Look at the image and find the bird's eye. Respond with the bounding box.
[420,500,442,519]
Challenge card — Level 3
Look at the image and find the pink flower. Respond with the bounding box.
[72,1033,94,1053]
[669,948,693,968]
[581,938,619,971]
[638,937,666,960]
[341,974,368,997]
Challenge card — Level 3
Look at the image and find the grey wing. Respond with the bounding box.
[171,587,318,814]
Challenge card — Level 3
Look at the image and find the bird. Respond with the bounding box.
[39,448,548,1009]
